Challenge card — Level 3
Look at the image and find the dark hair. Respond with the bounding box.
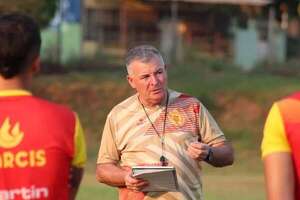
[125,45,165,74]
[0,13,41,79]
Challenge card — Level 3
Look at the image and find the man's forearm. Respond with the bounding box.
[69,167,84,200]
[208,142,234,167]
[264,153,295,200]
[96,163,129,187]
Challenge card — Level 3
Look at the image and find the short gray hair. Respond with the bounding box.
[125,45,165,74]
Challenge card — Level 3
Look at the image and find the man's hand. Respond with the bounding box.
[124,172,148,192]
[187,141,234,167]
[187,142,210,161]
[69,167,84,200]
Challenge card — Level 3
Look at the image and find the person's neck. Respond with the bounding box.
[138,91,168,109]
[0,76,28,91]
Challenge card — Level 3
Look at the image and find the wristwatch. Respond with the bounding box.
[204,147,213,162]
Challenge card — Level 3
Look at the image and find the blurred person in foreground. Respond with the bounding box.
[261,92,300,200]
[0,13,86,199]
[96,44,234,200]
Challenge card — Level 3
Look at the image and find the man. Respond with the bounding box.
[0,13,86,199]
[96,45,234,200]
[261,93,300,200]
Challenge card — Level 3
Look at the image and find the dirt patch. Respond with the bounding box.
[215,92,263,132]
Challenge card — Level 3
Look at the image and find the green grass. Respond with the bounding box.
[77,171,265,200]
[77,173,118,200]
[203,174,265,200]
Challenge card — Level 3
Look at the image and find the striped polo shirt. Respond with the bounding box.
[98,89,226,200]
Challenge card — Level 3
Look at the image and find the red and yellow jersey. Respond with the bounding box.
[0,89,86,200]
[262,92,300,199]
[261,103,291,157]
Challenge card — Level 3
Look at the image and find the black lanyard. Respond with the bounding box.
[139,93,169,166]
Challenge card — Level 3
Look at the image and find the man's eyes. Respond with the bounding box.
[140,75,150,80]
[139,70,164,80]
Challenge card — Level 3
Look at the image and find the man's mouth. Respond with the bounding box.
[152,88,162,93]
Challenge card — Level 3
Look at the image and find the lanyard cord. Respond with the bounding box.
[139,92,169,166]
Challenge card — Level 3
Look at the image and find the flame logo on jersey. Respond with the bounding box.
[0,118,24,148]
[169,109,185,127]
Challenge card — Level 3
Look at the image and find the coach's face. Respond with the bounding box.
[127,57,167,107]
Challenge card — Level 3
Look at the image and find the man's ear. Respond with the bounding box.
[127,75,136,89]
[31,56,40,74]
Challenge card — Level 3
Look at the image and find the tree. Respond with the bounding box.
[0,0,58,27]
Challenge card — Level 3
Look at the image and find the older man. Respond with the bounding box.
[96,45,233,200]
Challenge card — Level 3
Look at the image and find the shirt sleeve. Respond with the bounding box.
[97,114,120,164]
[261,103,291,158]
[199,103,226,145]
[71,113,87,168]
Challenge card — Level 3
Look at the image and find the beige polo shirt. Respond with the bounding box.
[98,89,226,200]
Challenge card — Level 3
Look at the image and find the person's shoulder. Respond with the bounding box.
[30,95,75,117]
[276,91,300,105]
[170,89,199,104]
[285,91,300,101]
[108,94,138,116]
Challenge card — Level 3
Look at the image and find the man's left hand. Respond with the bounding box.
[187,142,210,161]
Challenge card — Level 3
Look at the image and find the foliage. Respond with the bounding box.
[0,0,57,27]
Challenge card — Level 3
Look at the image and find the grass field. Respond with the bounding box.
[34,57,300,199]
[77,172,265,200]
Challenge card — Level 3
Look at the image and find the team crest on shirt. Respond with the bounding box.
[168,109,185,127]
[0,117,24,148]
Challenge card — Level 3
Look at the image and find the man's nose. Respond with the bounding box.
[150,75,159,85]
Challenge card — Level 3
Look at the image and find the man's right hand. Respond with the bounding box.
[96,163,148,191]
[124,172,148,192]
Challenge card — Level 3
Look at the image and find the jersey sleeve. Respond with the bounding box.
[261,103,291,158]
[199,103,226,145]
[71,113,87,168]
[97,114,120,164]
